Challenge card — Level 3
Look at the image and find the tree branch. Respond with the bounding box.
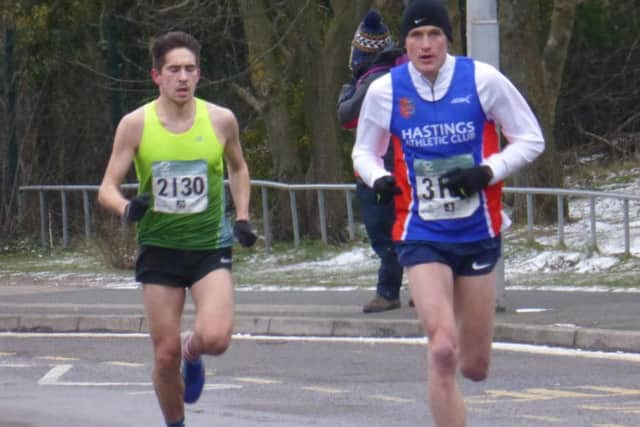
[230,82,265,114]
[577,126,626,154]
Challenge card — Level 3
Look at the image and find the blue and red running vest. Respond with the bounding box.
[389,57,503,243]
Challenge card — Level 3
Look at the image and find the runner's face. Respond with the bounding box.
[152,48,200,103]
[404,25,448,83]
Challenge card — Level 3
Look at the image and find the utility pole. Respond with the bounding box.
[466,0,508,312]
[5,26,18,209]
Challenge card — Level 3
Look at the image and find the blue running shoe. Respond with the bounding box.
[182,356,205,404]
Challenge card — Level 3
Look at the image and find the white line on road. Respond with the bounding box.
[3,332,640,363]
[368,394,415,403]
[38,364,72,385]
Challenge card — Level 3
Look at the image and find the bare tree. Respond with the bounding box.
[500,0,580,223]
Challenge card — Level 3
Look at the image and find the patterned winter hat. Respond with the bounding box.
[349,10,393,73]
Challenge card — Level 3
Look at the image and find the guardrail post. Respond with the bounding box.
[39,191,47,247]
[82,191,91,242]
[345,190,355,241]
[495,256,508,312]
[589,197,597,251]
[624,199,630,256]
[317,190,327,244]
[557,195,564,247]
[526,193,534,244]
[17,189,23,224]
[289,190,300,248]
[261,187,272,251]
[61,191,69,248]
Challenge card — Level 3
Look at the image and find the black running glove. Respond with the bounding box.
[440,166,493,199]
[234,220,257,248]
[373,175,402,205]
[123,194,151,222]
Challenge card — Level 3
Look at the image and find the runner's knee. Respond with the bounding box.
[154,341,181,375]
[461,356,489,382]
[429,338,458,376]
[196,329,232,355]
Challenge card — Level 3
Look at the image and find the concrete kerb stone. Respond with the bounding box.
[331,318,423,338]
[493,322,578,348]
[0,315,20,331]
[3,314,640,353]
[234,316,271,335]
[266,317,335,336]
[78,315,145,333]
[575,328,640,353]
[17,315,79,332]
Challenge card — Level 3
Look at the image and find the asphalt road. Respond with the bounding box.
[1,333,639,427]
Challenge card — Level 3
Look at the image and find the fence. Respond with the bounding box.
[18,182,640,254]
[17,181,640,311]
[17,181,358,250]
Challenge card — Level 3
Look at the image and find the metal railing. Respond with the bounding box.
[17,181,640,311]
[506,187,640,255]
[17,181,359,250]
[18,182,640,255]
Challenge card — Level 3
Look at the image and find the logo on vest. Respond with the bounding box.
[398,97,415,119]
[451,95,472,105]
[401,122,476,147]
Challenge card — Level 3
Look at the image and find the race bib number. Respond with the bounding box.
[414,154,479,221]
[151,160,208,214]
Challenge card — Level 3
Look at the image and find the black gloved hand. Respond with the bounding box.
[234,220,257,248]
[440,166,493,199]
[123,194,151,222]
[373,175,402,205]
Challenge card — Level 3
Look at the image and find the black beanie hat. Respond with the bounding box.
[401,0,453,43]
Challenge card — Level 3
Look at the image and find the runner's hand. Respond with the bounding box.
[123,194,151,222]
[441,166,493,198]
[234,220,257,247]
[373,175,401,205]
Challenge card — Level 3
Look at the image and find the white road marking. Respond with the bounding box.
[302,386,347,394]
[125,384,242,396]
[368,394,415,403]
[36,355,79,361]
[515,308,549,313]
[102,361,145,367]
[38,364,72,385]
[235,377,282,385]
[204,384,243,390]
[44,381,152,387]
[3,332,640,363]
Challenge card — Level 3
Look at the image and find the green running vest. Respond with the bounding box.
[133,98,232,250]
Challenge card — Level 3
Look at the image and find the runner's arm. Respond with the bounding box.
[98,111,143,218]
[352,74,393,187]
[476,62,545,183]
[219,108,251,222]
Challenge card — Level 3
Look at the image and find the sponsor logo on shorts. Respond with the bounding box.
[471,261,492,271]
[220,257,232,264]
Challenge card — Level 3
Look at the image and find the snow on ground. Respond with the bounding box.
[3,167,640,292]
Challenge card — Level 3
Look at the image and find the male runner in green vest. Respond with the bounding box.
[98,31,256,427]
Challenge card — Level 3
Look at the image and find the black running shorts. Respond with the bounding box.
[135,245,232,288]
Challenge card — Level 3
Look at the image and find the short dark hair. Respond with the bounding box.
[150,31,201,70]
